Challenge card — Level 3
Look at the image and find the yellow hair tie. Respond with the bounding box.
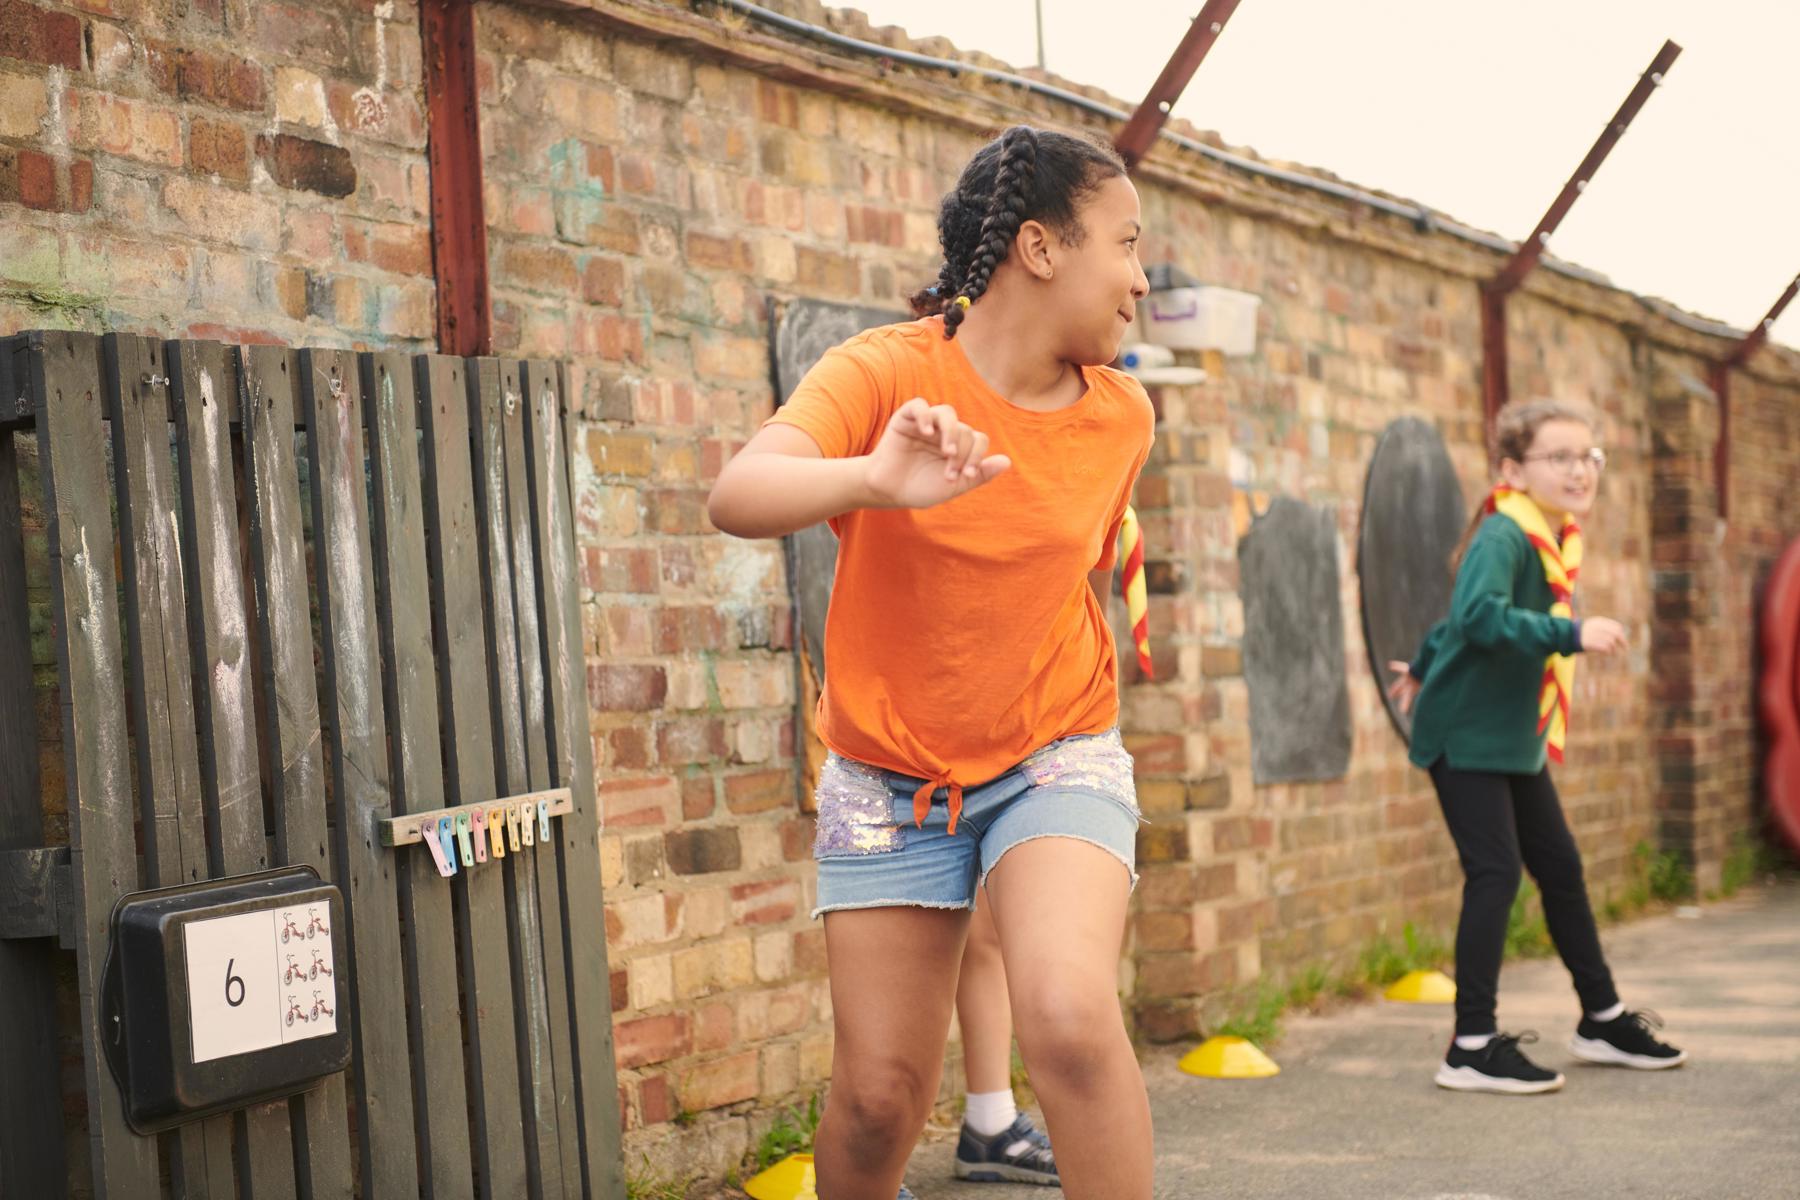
[954,295,971,310]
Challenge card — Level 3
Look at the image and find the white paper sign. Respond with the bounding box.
[184,902,337,1063]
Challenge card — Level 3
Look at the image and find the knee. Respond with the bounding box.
[828,1060,934,1150]
[1015,991,1122,1086]
[1526,850,1586,893]
[1465,856,1523,896]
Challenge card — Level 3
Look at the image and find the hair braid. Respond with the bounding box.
[942,127,1038,337]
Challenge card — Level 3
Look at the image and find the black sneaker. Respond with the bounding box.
[953,1112,1058,1185]
[1434,1031,1565,1094]
[1570,1008,1687,1069]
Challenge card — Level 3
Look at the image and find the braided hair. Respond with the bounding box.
[909,125,1127,338]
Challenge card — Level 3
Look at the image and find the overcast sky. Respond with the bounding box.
[844,0,1799,349]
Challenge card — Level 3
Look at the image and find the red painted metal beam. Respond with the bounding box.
[1114,0,1243,171]
[1712,272,1799,519]
[1482,40,1680,432]
[422,0,491,356]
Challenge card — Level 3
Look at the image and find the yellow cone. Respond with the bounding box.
[743,1153,817,1200]
[1178,1035,1280,1078]
[1384,969,1457,1004]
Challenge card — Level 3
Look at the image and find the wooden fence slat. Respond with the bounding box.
[522,360,625,1197]
[470,358,567,1198]
[301,348,422,1200]
[499,360,584,1198]
[104,333,236,1199]
[420,354,560,1199]
[246,345,353,1199]
[0,339,70,1199]
[28,329,160,1200]
[355,348,478,1200]
[173,340,300,1199]
[367,349,527,1199]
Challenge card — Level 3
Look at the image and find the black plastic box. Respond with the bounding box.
[101,866,351,1134]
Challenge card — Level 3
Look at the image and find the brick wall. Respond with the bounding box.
[6,0,1800,1184]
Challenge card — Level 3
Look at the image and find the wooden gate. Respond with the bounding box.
[0,331,624,1198]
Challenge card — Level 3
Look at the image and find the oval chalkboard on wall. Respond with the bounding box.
[1357,416,1469,741]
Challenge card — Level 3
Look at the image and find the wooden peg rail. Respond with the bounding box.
[378,788,573,847]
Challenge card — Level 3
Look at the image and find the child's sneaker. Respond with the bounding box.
[953,1112,1058,1185]
[1570,1009,1687,1069]
[897,1188,916,1200]
[1434,1031,1565,1094]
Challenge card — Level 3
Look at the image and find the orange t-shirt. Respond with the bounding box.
[766,317,1154,830]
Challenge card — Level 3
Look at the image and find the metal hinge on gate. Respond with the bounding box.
[0,846,76,947]
[377,788,572,878]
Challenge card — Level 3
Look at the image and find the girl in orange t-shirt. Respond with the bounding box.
[709,125,1154,1200]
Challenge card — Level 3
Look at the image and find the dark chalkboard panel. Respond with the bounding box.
[769,299,905,797]
[1239,497,1353,785]
[1357,417,1468,741]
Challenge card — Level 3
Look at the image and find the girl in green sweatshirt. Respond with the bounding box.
[1386,398,1685,1094]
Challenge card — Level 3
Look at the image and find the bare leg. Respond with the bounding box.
[956,888,1015,1096]
[986,839,1151,1200]
[812,906,968,1200]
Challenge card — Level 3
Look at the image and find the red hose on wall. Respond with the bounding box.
[1756,536,1800,858]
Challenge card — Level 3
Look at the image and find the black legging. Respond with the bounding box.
[1428,760,1621,1037]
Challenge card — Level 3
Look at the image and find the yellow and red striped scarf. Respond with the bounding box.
[1486,487,1582,762]
[1120,506,1153,678]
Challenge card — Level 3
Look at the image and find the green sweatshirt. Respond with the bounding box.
[1407,512,1584,775]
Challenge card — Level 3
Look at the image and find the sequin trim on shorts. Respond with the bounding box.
[1018,728,1139,815]
[812,753,905,857]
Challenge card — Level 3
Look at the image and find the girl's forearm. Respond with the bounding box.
[707,451,879,539]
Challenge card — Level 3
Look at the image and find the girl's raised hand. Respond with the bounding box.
[863,398,1012,509]
[1385,660,1421,715]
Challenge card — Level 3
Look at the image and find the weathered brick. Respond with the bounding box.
[273,65,330,128]
[0,72,48,138]
[258,133,356,198]
[682,774,716,821]
[500,240,579,293]
[729,878,798,926]
[724,770,790,816]
[0,148,54,210]
[601,775,677,828]
[608,725,651,772]
[0,0,80,70]
[1187,775,1232,811]
[586,429,655,478]
[1137,819,1190,864]
[253,3,352,68]
[72,92,183,167]
[637,1074,676,1127]
[676,1049,758,1112]
[582,255,626,306]
[588,663,667,712]
[624,835,665,887]
[614,1012,691,1069]
[146,42,267,111]
[672,938,753,999]
[795,245,859,295]
[656,716,727,766]
[1200,645,1243,677]
[664,826,740,876]
[188,116,250,183]
[610,968,628,1013]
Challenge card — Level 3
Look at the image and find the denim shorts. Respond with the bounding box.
[811,728,1144,918]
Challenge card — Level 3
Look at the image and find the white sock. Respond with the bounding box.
[1454,1033,1495,1051]
[963,1090,1018,1138]
[1589,1002,1625,1022]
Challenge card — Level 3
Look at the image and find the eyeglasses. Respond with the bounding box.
[1522,448,1607,475]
